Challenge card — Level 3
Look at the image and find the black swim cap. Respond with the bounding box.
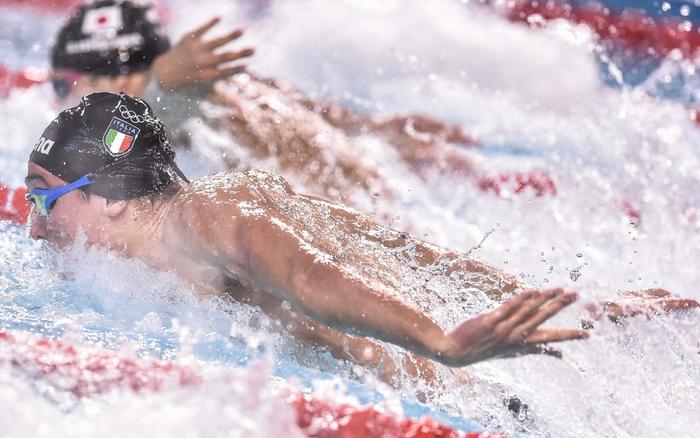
[29,92,188,200]
[51,0,170,76]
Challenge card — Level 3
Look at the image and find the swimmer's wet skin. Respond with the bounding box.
[25,92,588,367]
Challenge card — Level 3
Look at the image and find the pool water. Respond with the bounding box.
[1,1,699,437]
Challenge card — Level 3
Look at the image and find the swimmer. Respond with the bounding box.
[1,0,251,226]
[43,1,416,207]
[50,0,253,105]
[47,0,543,209]
[25,92,590,370]
[39,3,698,353]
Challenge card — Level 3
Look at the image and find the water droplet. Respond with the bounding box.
[569,267,581,281]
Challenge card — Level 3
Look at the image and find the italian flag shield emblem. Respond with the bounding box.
[103,117,140,156]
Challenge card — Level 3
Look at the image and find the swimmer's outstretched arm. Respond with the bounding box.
[244,219,587,366]
[190,186,589,367]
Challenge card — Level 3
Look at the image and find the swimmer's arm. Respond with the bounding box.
[186,178,587,366]
[229,213,588,366]
[181,188,447,359]
[240,214,448,360]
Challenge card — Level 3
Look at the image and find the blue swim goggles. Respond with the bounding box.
[25,174,94,217]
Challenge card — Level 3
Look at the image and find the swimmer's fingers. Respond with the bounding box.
[525,328,589,344]
[507,291,579,342]
[443,291,587,366]
[589,295,698,323]
[635,298,700,318]
[493,288,565,338]
[496,330,586,360]
[483,290,539,325]
[213,65,248,81]
[204,48,255,68]
[194,65,248,84]
[657,298,700,313]
[623,288,671,299]
[188,17,221,40]
[203,28,245,51]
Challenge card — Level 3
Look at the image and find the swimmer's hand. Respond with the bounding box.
[434,289,588,366]
[584,288,699,324]
[152,17,255,93]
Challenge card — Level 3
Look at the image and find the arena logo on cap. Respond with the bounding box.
[103,117,139,156]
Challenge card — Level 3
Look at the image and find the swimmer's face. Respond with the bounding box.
[25,163,111,250]
[53,69,150,106]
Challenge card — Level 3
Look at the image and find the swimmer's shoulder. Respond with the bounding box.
[176,169,296,209]
[164,169,297,241]
[159,170,298,274]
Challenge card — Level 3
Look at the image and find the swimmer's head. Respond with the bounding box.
[26,92,187,248]
[51,0,169,102]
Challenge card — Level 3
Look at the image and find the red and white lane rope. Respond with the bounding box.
[0,65,49,97]
[0,183,29,225]
[0,0,83,12]
[499,0,700,58]
[0,331,508,438]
